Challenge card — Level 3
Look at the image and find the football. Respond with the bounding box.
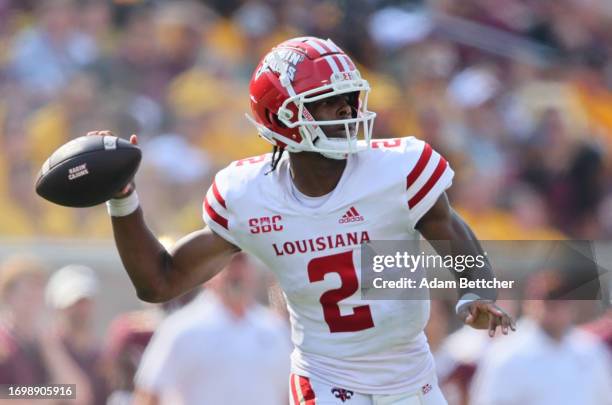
[35,135,141,207]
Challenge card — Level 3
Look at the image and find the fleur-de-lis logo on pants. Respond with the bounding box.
[331,387,354,402]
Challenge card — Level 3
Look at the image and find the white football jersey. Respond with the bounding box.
[203,137,454,395]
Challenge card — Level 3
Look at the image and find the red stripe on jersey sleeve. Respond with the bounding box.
[408,157,448,209]
[298,376,316,404]
[211,179,226,209]
[406,143,433,188]
[203,197,228,230]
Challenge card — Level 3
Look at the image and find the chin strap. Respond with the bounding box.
[265,146,286,174]
[320,151,348,160]
[318,142,349,160]
[313,134,358,160]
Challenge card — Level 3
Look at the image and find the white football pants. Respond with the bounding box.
[289,373,448,405]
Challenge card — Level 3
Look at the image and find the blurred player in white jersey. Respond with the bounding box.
[471,272,612,405]
[92,36,515,404]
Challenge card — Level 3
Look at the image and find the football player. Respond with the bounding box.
[93,37,515,405]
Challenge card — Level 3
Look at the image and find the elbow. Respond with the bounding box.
[136,286,170,304]
[135,252,175,303]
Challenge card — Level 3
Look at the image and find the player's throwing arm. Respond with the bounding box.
[100,132,241,302]
[36,129,240,303]
[415,193,516,337]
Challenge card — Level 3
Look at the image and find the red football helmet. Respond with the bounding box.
[246,36,376,159]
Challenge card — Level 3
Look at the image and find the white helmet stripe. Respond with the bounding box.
[306,39,328,55]
[324,55,341,74]
[325,39,342,52]
[312,38,334,53]
[336,55,351,72]
[344,55,356,70]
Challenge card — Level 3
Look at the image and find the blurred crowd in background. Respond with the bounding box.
[0,252,610,404]
[0,253,293,405]
[0,0,611,239]
[0,1,611,404]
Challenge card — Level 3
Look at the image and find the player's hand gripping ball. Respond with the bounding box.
[35,133,141,207]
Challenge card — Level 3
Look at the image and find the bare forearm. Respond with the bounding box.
[417,194,515,333]
[111,208,171,301]
[444,211,496,299]
[416,195,496,300]
[111,209,239,302]
[89,130,238,302]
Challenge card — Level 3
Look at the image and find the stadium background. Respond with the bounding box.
[0,0,610,404]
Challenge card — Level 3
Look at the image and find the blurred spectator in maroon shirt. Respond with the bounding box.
[0,255,92,404]
[103,309,160,405]
[45,264,108,405]
[102,284,200,405]
[0,256,49,385]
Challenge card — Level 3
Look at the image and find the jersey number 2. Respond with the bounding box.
[308,251,374,333]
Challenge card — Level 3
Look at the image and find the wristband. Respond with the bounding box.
[455,292,483,314]
[106,191,139,217]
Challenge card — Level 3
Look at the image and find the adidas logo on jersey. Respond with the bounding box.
[339,207,364,224]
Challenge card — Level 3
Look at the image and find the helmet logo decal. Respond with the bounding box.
[255,49,305,82]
